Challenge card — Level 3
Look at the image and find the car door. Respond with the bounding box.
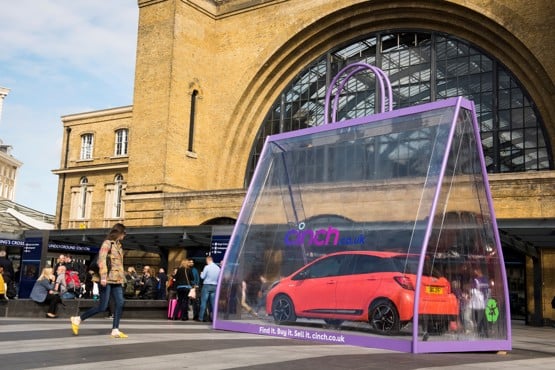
[289,254,345,316]
[335,254,383,316]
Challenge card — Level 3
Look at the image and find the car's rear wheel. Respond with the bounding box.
[271,294,296,323]
[369,299,400,334]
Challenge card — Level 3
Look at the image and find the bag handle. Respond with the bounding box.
[185,268,191,286]
[324,62,393,125]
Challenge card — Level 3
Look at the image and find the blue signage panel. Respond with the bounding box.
[1,238,97,253]
[18,237,44,298]
[48,242,98,253]
[22,237,42,260]
[210,235,230,264]
[0,238,25,247]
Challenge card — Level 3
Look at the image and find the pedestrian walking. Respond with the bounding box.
[70,223,128,338]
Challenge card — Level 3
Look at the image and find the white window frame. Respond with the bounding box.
[80,133,94,160]
[114,129,129,157]
[78,177,88,219]
[104,174,126,219]
[70,177,92,221]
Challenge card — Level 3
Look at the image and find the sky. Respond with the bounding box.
[0,1,139,215]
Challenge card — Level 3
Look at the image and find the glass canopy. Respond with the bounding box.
[247,32,551,186]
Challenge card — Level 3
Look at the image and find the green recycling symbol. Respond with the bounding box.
[485,298,499,322]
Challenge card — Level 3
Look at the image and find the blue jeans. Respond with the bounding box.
[61,292,75,299]
[80,284,125,329]
[199,284,217,321]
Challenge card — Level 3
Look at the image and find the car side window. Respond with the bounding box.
[301,255,344,279]
[374,257,397,273]
[351,255,381,274]
[347,255,399,274]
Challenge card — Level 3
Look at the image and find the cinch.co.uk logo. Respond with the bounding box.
[284,222,365,247]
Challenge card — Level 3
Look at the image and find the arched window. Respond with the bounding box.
[104,174,125,219]
[188,90,199,152]
[114,174,124,218]
[246,31,551,185]
[78,176,88,219]
[114,129,129,157]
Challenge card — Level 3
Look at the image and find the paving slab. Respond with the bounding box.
[0,318,552,369]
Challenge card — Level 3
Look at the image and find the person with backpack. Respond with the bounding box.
[64,269,81,299]
[65,254,86,295]
[70,223,128,338]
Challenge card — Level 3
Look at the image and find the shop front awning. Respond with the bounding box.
[43,225,233,255]
[20,219,555,258]
[496,218,555,258]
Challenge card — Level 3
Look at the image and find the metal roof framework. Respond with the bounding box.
[0,200,54,239]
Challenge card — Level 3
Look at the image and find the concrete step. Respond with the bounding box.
[0,298,169,319]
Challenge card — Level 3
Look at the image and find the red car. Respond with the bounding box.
[266,251,459,334]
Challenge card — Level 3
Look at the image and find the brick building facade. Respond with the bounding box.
[51,1,554,324]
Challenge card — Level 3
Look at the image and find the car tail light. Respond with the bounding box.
[394,276,415,291]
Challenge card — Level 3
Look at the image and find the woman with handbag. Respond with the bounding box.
[70,223,128,338]
[172,259,195,321]
[187,259,200,320]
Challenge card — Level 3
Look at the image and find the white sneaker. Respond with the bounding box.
[111,329,128,338]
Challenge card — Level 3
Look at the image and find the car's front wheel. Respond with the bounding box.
[369,299,401,334]
[271,294,297,323]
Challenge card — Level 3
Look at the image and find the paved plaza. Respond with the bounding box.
[0,318,553,369]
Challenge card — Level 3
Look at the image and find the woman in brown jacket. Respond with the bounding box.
[70,223,127,338]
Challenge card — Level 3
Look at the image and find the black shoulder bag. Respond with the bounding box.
[89,241,113,274]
